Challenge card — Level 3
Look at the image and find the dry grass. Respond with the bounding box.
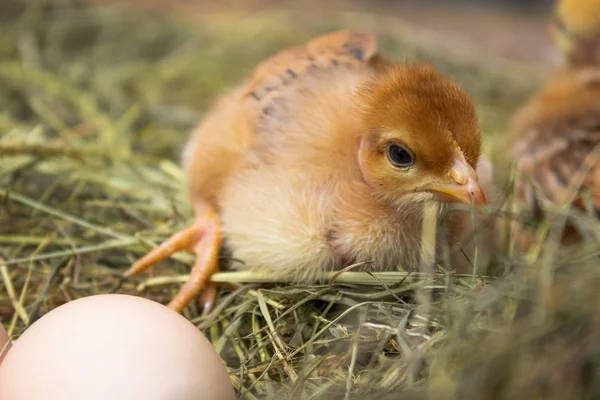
[2,1,600,399]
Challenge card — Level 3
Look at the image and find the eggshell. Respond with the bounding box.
[0,323,9,365]
[0,294,235,400]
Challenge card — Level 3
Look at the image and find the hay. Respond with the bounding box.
[3,1,600,398]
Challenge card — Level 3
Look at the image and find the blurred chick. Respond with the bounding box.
[508,67,600,248]
[551,0,600,66]
[508,0,600,250]
[127,31,490,313]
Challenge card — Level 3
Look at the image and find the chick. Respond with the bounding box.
[507,0,600,251]
[127,31,489,313]
[508,67,600,247]
[551,0,600,66]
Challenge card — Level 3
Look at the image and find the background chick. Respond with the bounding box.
[508,68,600,244]
[508,0,600,252]
[127,30,491,313]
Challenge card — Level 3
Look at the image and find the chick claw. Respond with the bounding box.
[126,210,222,314]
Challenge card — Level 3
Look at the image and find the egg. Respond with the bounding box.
[0,294,235,400]
[0,323,9,365]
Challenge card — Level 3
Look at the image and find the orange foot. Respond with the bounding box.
[125,208,222,314]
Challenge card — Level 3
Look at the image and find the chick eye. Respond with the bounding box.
[386,143,415,168]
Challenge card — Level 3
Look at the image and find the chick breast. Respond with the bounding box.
[218,166,429,281]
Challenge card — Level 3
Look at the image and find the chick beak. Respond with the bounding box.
[418,155,487,206]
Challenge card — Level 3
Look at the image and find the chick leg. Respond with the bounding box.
[125,207,222,314]
[167,213,221,313]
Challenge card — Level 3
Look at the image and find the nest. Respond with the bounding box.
[3,1,600,399]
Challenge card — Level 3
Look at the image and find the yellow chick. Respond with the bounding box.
[126,31,490,313]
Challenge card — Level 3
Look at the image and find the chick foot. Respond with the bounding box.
[126,208,222,314]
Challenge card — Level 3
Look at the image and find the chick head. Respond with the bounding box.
[356,64,486,208]
[551,0,600,65]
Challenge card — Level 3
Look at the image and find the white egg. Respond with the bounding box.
[0,294,235,400]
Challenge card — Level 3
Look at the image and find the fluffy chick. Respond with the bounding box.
[127,31,490,313]
[551,0,600,66]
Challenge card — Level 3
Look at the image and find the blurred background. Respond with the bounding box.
[81,0,558,68]
[3,0,558,69]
